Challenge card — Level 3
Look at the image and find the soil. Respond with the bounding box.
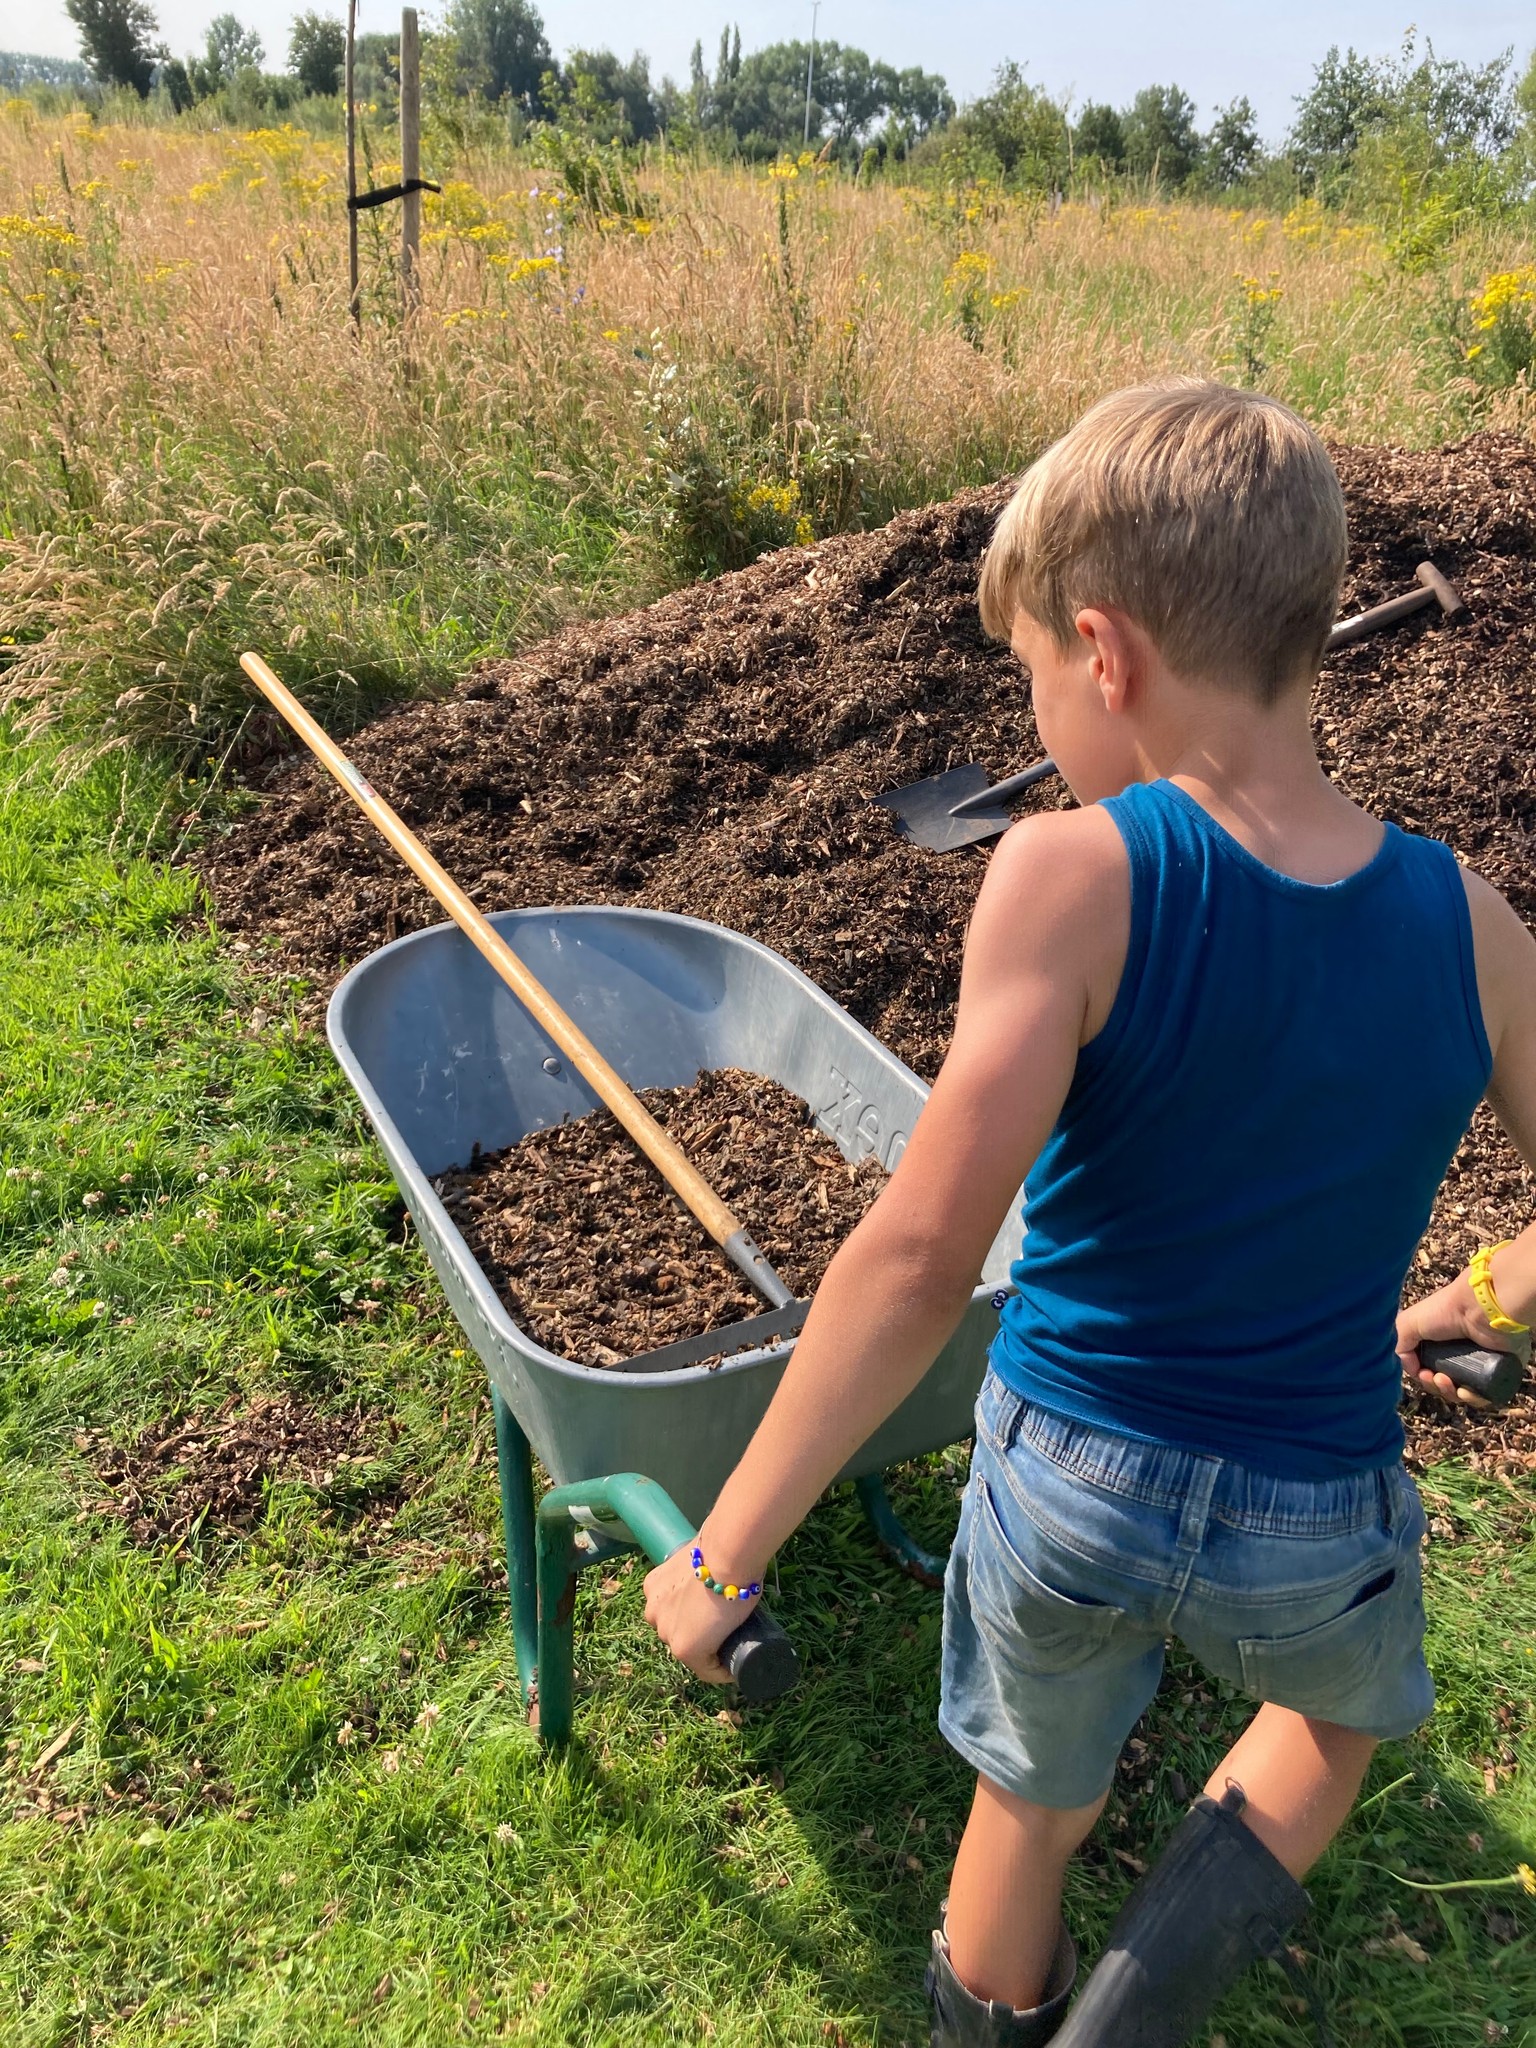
[81,1393,396,1548]
[197,430,1536,1464]
[434,1067,884,1366]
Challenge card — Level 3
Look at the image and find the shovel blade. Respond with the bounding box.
[873,764,1013,850]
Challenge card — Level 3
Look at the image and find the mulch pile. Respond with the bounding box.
[433,1067,884,1365]
[82,1393,390,1547]
[198,431,1536,1465]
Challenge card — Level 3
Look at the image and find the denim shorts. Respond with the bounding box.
[940,1373,1433,1810]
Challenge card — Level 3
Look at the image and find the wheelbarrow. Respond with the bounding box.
[327,905,1017,1741]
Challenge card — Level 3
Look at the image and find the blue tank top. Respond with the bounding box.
[990,778,1490,1477]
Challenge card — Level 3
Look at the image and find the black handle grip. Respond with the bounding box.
[1417,1340,1526,1409]
[720,1605,800,1701]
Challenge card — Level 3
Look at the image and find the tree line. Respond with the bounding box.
[39,0,1536,202]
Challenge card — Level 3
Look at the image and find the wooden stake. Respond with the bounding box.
[399,8,422,322]
[345,0,359,329]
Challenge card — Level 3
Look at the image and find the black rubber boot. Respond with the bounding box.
[1051,1783,1332,2048]
[926,1908,1077,2047]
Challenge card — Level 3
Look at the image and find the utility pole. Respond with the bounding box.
[802,0,820,147]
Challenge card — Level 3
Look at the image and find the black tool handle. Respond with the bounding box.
[721,1606,800,1701]
[949,756,1060,817]
[1416,1339,1526,1409]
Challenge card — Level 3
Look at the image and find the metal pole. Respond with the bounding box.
[345,0,359,329]
[533,1473,798,1745]
[399,7,422,322]
[491,1389,539,1703]
[802,0,820,147]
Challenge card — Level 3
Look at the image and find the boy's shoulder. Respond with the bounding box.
[1457,858,1536,1067]
[971,806,1130,1044]
[986,800,1128,906]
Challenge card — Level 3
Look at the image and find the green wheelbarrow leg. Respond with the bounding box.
[490,1388,539,1704]
[534,1473,799,1746]
[855,1473,948,1588]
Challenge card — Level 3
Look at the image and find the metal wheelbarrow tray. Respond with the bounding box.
[328,906,1015,1735]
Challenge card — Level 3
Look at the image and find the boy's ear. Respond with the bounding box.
[1074,607,1137,714]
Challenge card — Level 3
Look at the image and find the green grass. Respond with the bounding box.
[1,726,1533,2045]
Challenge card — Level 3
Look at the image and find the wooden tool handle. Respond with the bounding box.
[239,653,788,1301]
[1414,560,1465,617]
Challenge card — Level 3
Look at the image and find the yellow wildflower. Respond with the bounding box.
[505,255,557,282]
[944,250,993,296]
[0,215,78,246]
[1281,199,1326,242]
[1469,266,1536,329]
[427,180,491,233]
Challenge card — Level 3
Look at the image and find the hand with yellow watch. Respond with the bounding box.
[1470,1241,1534,1335]
[1395,1237,1534,1408]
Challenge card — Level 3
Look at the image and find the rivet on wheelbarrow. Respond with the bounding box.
[542,1057,562,1075]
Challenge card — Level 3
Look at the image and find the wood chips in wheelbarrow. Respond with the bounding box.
[431,1066,885,1367]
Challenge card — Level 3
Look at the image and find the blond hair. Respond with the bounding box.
[977,380,1348,701]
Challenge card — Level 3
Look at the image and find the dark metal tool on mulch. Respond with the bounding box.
[877,560,1466,852]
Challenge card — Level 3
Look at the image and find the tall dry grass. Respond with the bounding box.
[0,104,1529,758]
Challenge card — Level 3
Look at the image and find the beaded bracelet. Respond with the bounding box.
[690,1545,761,1602]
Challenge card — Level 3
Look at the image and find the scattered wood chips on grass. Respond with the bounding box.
[80,1394,395,1547]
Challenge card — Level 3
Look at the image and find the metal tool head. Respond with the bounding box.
[873,764,1014,850]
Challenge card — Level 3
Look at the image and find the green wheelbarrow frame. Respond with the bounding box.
[328,907,1019,1741]
[493,1390,945,1744]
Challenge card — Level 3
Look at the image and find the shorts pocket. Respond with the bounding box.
[975,1375,1027,1458]
[1237,1567,1402,1719]
[969,1477,1126,1677]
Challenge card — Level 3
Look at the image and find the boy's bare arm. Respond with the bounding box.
[644,806,1130,1680]
[1397,871,1536,1393]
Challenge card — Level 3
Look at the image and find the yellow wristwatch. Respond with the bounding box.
[1468,1242,1531,1336]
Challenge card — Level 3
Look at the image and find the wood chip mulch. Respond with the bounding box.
[80,1393,395,1547]
[196,431,1536,1466]
[433,1067,884,1366]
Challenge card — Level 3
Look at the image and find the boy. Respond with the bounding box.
[643,382,1536,2046]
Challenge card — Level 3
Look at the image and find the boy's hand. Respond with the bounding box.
[1395,1273,1506,1408]
[643,1541,761,1686]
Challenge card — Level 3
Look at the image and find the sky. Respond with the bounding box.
[17,1,1534,143]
